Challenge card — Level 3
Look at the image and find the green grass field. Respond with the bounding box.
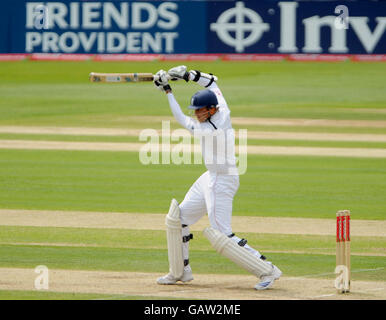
[0,150,385,219]
[1,61,386,127]
[0,60,385,300]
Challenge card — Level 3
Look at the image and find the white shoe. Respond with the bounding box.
[255,264,282,290]
[157,268,194,285]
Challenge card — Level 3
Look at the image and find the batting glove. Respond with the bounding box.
[154,70,172,93]
[168,65,190,82]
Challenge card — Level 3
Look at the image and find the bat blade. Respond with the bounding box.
[89,72,155,83]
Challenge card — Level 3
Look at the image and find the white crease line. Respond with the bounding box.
[169,288,212,294]
[313,287,384,299]
[91,288,212,300]
[93,287,385,300]
[352,267,385,273]
[285,267,384,279]
[360,288,384,292]
[91,292,173,300]
[313,294,336,298]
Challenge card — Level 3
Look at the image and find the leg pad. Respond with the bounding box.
[166,199,184,278]
[203,227,272,277]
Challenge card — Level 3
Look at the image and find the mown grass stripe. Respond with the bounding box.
[1,139,386,158]
[1,133,386,150]
[0,244,384,282]
[1,210,385,237]
[1,127,386,142]
[1,150,385,219]
[1,243,383,258]
[0,226,384,257]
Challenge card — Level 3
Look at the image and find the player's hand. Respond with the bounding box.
[168,65,189,82]
[154,70,172,93]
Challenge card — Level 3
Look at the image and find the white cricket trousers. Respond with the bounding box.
[179,171,239,236]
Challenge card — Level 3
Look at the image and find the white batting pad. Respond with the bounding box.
[165,199,184,278]
[203,227,272,277]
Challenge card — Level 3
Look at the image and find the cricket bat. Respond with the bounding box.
[89,72,171,83]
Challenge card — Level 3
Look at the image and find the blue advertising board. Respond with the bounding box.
[208,1,386,54]
[1,1,385,54]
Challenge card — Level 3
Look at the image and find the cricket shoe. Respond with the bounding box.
[157,267,193,285]
[254,264,282,290]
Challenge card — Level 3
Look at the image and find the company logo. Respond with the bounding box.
[211,1,386,54]
[210,2,269,52]
[25,1,180,53]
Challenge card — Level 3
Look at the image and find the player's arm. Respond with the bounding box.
[168,65,218,90]
[154,70,195,132]
[169,65,229,113]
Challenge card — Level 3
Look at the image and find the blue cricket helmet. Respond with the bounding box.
[188,89,218,110]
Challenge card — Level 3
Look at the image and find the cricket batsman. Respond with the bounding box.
[153,66,281,290]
